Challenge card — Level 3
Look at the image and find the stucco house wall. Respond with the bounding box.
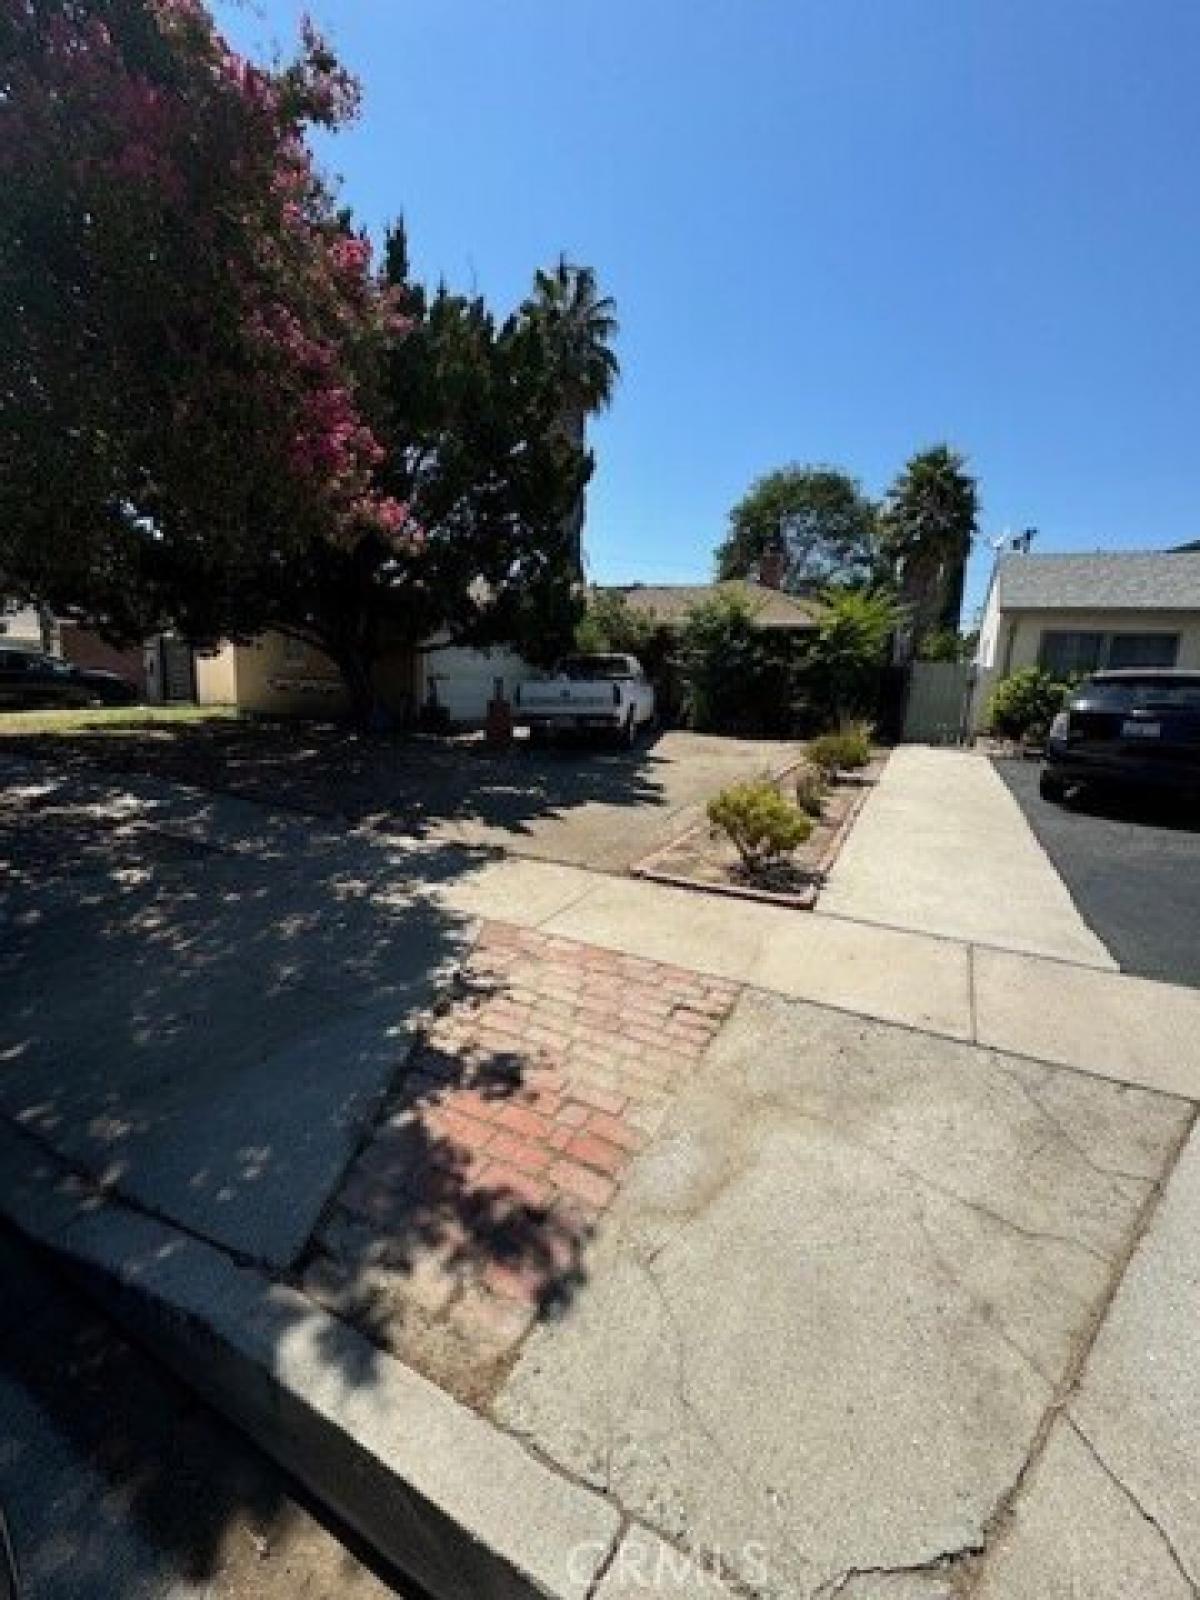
[196,627,533,725]
[193,644,239,706]
[232,634,352,717]
[416,641,532,724]
[196,633,354,716]
[973,608,1200,729]
[1003,610,1200,674]
[59,622,148,697]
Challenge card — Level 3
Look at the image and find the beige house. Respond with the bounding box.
[194,630,530,724]
[195,633,356,717]
[193,578,820,722]
[972,549,1200,729]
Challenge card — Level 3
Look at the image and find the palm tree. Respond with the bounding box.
[878,445,978,642]
[524,258,619,572]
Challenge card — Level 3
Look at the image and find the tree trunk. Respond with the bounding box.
[900,558,943,645]
[937,537,970,633]
[562,407,586,578]
[342,655,378,729]
[325,634,382,732]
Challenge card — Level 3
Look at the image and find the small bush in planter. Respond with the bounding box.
[707,781,811,874]
[793,763,826,818]
[807,726,871,777]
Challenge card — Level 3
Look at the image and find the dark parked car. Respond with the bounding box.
[1042,669,1200,802]
[0,649,138,710]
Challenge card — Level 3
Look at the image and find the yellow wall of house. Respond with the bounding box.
[195,631,419,718]
[227,633,348,716]
[194,645,238,705]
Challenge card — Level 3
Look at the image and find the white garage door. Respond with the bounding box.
[423,646,531,724]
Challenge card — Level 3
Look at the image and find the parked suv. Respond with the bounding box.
[1041,669,1200,802]
[0,649,138,710]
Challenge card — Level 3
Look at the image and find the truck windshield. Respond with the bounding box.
[558,656,632,680]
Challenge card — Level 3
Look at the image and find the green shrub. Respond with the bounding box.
[800,587,905,725]
[988,669,1070,741]
[679,595,795,736]
[575,590,656,659]
[707,781,811,872]
[807,726,872,776]
[917,627,977,663]
[793,763,827,817]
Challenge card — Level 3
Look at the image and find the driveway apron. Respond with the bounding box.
[815,745,1116,967]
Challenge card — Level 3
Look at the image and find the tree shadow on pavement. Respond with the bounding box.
[0,716,671,841]
[298,1023,598,1408]
[0,763,604,1588]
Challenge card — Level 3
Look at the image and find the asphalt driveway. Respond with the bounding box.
[994,757,1200,988]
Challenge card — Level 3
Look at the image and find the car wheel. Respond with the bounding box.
[1039,770,1068,803]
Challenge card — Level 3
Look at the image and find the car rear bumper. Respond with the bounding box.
[1046,741,1200,792]
[518,712,622,731]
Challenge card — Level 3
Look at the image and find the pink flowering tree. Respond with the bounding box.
[0,0,595,720]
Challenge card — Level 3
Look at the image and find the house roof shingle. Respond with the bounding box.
[602,580,821,630]
[995,551,1200,612]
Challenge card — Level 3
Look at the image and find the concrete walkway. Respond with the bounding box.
[815,745,1117,967]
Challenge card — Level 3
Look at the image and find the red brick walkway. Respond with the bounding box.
[301,922,740,1403]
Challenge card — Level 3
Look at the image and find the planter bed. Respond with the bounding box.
[630,754,886,909]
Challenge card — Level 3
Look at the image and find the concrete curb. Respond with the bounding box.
[0,1122,620,1600]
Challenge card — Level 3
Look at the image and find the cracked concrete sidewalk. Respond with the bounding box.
[7,753,1200,1597]
[492,991,1199,1598]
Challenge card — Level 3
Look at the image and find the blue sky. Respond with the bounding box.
[219,0,1200,622]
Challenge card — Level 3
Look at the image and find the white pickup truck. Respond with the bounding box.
[514,653,656,747]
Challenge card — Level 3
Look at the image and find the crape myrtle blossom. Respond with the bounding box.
[0,0,413,553]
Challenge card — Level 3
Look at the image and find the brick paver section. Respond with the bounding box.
[301,921,741,1405]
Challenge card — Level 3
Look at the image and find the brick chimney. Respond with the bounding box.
[758,547,787,590]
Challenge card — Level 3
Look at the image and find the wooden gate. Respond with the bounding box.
[902,661,974,744]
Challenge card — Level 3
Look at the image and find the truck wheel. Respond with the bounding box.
[1039,770,1068,803]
